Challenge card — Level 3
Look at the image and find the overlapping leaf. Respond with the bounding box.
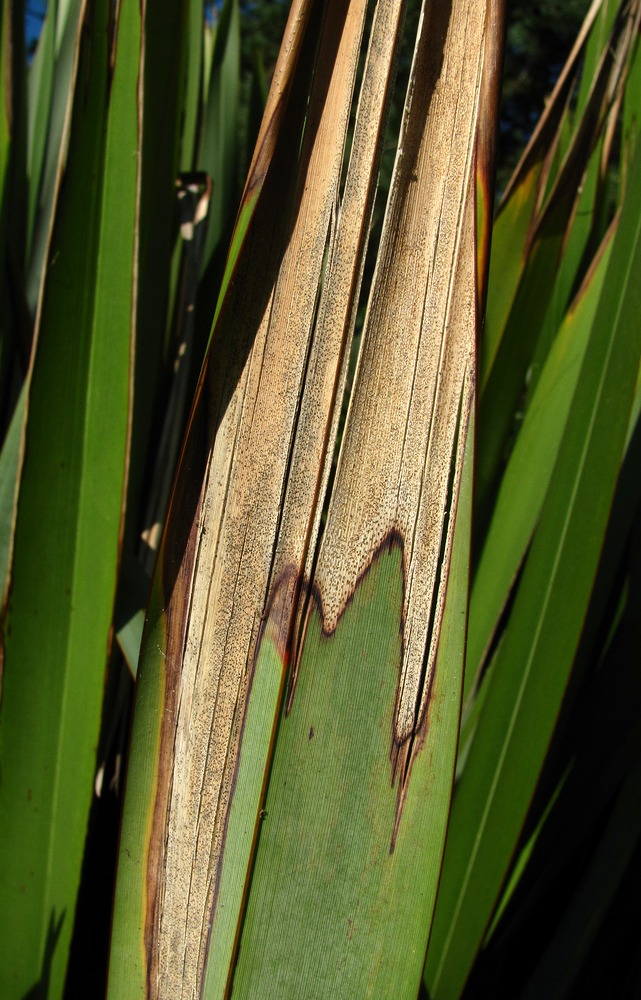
[108,0,494,996]
[0,1,141,994]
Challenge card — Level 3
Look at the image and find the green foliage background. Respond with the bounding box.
[2,0,640,998]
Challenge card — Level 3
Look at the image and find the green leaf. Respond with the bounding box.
[0,0,27,407]
[0,0,141,993]
[476,3,635,522]
[25,0,55,260]
[25,0,84,314]
[198,0,240,278]
[480,0,604,392]
[125,1,193,555]
[0,384,26,613]
[622,20,641,163]
[574,0,619,122]
[179,0,204,172]
[464,224,614,705]
[425,107,641,1000]
[485,527,641,992]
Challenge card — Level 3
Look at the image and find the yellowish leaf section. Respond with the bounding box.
[140,0,488,994]
[145,0,403,995]
[315,0,485,796]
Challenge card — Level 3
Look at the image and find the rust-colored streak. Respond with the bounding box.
[242,93,286,201]
[240,0,317,203]
[260,563,307,664]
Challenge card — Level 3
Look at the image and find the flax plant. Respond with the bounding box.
[0,0,640,998]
